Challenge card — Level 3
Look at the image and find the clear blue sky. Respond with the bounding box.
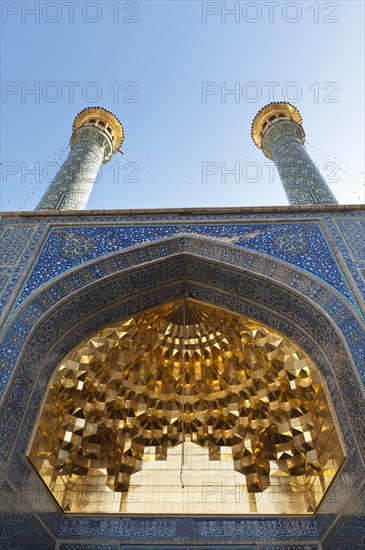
[1,0,364,210]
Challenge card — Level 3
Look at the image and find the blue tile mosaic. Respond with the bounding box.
[0,478,55,550]
[0,220,46,319]
[13,222,356,309]
[118,546,256,550]
[57,516,318,542]
[59,545,117,550]
[322,481,365,549]
[0,223,35,267]
[335,218,365,260]
[0,208,364,549]
[0,271,11,298]
[263,119,337,206]
[323,513,365,549]
[261,546,318,550]
[325,215,365,303]
[37,133,107,211]
[2,211,364,328]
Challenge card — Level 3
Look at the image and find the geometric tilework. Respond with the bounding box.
[36,127,109,211]
[0,271,10,296]
[58,546,318,550]
[323,514,365,549]
[58,542,258,550]
[262,119,337,206]
[322,481,365,550]
[59,546,118,550]
[323,515,365,549]
[272,135,338,206]
[1,512,54,550]
[0,221,47,321]
[0,224,34,267]
[117,547,257,550]
[336,218,365,261]
[0,478,55,550]
[58,545,318,549]
[272,230,309,253]
[259,116,305,158]
[266,548,318,550]
[324,215,365,308]
[58,232,95,257]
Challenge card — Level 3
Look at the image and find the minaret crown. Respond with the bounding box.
[72,106,124,154]
[251,102,303,154]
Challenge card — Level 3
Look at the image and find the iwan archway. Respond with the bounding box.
[28,297,345,515]
[2,241,363,545]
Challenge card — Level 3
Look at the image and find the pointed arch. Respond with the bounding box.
[1,237,364,541]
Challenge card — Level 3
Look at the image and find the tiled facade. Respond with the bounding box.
[272,134,338,206]
[0,206,364,549]
[262,121,338,206]
[36,127,111,211]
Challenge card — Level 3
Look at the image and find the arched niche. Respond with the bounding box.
[1,242,363,524]
[28,297,346,515]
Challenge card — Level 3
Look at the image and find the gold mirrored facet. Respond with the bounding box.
[28,299,345,514]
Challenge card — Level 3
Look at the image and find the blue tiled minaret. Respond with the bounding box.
[36,107,124,210]
[252,103,338,205]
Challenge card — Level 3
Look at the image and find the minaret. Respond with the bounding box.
[36,107,124,210]
[251,103,338,205]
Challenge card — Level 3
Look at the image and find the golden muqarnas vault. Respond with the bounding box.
[29,299,345,514]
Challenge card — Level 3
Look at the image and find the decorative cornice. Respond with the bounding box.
[2,205,363,219]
